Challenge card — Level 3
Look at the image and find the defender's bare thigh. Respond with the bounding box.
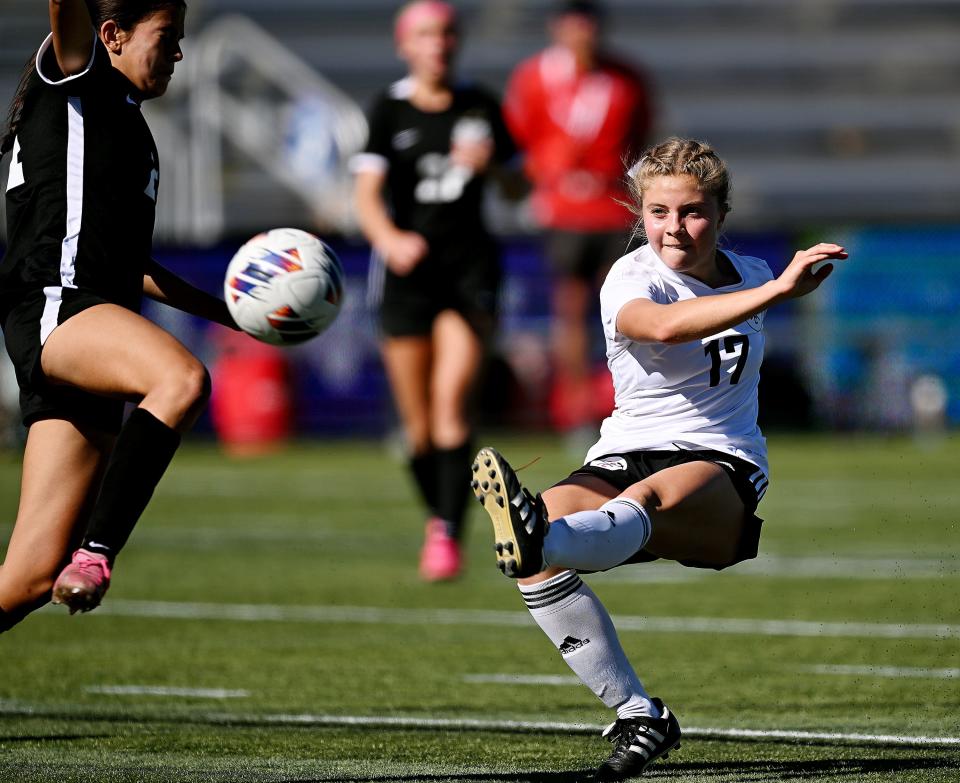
[40,303,208,430]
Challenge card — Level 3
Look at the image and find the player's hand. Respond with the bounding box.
[776,243,848,299]
[451,138,494,173]
[381,231,429,276]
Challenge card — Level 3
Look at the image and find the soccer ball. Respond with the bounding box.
[224,228,344,345]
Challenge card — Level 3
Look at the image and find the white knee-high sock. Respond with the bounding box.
[519,570,658,719]
[542,498,652,572]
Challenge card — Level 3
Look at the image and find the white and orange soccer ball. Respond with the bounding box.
[224,228,344,345]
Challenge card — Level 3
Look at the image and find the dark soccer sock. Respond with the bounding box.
[81,408,181,562]
[433,440,473,540]
[0,606,27,634]
[409,450,439,515]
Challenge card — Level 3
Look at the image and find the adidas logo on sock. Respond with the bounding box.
[558,635,590,655]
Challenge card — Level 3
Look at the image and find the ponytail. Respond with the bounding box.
[2,52,38,156]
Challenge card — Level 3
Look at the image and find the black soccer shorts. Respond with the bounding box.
[557,447,767,571]
[1,288,125,434]
[375,235,501,338]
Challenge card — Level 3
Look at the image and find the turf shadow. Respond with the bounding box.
[0,733,112,743]
[285,771,595,783]
[692,732,960,752]
[646,755,960,780]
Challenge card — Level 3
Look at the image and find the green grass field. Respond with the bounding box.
[0,433,958,782]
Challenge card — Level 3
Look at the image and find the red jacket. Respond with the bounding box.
[505,46,653,231]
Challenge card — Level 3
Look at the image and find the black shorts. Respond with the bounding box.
[558,448,767,571]
[373,235,500,338]
[1,288,125,434]
[545,229,631,283]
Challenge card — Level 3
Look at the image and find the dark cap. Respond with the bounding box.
[553,0,604,19]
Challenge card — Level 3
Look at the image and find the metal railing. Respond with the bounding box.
[183,14,368,243]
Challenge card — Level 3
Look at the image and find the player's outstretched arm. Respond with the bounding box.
[49,0,94,76]
[617,243,847,345]
[144,259,239,330]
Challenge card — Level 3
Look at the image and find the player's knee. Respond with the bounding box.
[430,412,468,448]
[148,360,210,429]
[195,365,213,407]
[403,422,432,455]
[621,482,659,510]
[171,361,211,415]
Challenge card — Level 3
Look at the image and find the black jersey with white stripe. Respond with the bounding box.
[1,35,159,315]
[352,79,515,243]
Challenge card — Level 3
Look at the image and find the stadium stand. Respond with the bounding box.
[3,0,960,234]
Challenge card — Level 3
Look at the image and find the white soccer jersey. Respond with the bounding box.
[585,243,773,479]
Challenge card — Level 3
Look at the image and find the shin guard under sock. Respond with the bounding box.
[519,570,657,718]
[81,408,181,561]
[0,607,26,634]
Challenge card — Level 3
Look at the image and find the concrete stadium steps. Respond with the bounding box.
[209,3,960,160]
[719,153,960,229]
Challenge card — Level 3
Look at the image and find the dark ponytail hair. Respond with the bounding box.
[2,53,38,155]
[2,0,186,155]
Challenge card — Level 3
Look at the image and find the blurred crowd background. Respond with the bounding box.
[1,0,958,449]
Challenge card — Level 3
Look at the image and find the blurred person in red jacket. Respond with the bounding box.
[504,0,654,438]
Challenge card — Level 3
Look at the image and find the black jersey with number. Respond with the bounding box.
[1,35,159,317]
[356,78,515,242]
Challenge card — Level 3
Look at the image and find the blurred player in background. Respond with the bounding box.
[353,1,516,581]
[473,138,847,779]
[0,0,238,632]
[504,0,654,442]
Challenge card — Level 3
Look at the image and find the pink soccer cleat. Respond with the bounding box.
[51,549,112,615]
[419,518,462,582]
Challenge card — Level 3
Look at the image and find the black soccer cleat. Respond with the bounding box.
[595,698,682,781]
[471,447,547,578]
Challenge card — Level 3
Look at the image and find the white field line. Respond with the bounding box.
[1,701,957,747]
[87,599,960,640]
[465,668,960,688]
[85,685,250,698]
[462,674,582,686]
[805,665,960,679]
[254,714,960,748]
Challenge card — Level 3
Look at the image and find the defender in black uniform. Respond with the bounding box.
[353,0,517,581]
[0,0,238,631]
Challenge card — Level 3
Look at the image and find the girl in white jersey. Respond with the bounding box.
[472,138,847,781]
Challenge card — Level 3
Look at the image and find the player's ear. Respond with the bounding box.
[100,20,125,54]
